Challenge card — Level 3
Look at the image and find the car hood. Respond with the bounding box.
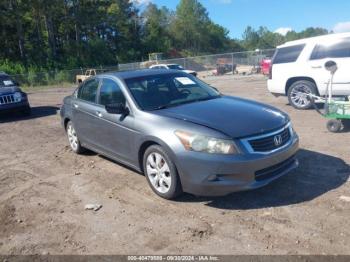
[0,86,21,95]
[183,70,195,74]
[154,96,289,138]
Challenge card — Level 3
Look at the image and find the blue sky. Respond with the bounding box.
[135,0,350,39]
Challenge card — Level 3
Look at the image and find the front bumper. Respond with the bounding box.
[175,135,299,196]
[0,100,30,113]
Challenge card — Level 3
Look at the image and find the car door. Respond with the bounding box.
[72,78,102,148]
[94,77,135,163]
[309,38,350,95]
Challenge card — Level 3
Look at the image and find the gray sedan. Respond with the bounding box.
[60,70,299,199]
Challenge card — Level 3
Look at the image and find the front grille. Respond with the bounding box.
[0,94,15,105]
[248,127,291,152]
[255,156,296,181]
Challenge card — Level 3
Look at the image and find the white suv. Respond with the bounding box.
[268,32,350,109]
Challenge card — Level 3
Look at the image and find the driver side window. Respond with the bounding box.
[98,78,126,106]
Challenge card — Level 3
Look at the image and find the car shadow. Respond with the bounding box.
[176,149,349,210]
[286,102,325,110]
[0,106,59,123]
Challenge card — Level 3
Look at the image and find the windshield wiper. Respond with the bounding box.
[155,104,172,110]
[154,95,221,111]
[154,102,186,110]
[192,95,221,103]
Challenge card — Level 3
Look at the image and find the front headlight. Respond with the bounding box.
[13,92,22,102]
[175,130,239,154]
[289,122,296,137]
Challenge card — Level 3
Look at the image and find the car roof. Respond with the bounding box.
[278,32,350,48]
[151,64,180,66]
[99,69,185,80]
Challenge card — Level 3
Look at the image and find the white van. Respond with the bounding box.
[268,32,350,109]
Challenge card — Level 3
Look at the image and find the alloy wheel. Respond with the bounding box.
[67,123,78,151]
[146,152,172,194]
[290,84,312,108]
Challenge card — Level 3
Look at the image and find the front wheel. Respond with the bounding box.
[66,121,85,154]
[288,80,317,110]
[327,119,342,133]
[143,145,182,199]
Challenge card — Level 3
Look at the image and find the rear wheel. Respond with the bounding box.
[342,119,350,130]
[327,119,342,133]
[288,80,317,110]
[66,121,85,154]
[143,145,182,199]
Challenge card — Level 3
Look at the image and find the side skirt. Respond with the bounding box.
[81,142,142,174]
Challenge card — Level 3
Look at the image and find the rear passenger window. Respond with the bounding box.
[273,44,305,64]
[78,79,99,103]
[310,39,350,60]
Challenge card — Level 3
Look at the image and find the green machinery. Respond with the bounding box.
[310,60,350,133]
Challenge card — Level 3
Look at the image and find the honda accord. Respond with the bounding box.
[60,70,299,199]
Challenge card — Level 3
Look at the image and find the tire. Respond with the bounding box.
[66,121,85,154]
[288,80,317,110]
[143,145,182,199]
[342,119,350,130]
[327,119,342,133]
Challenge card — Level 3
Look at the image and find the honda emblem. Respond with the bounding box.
[274,135,283,146]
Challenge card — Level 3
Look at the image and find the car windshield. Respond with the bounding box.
[125,73,220,111]
[0,75,15,87]
[167,64,184,70]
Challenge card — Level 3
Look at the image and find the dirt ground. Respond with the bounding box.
[0,75,349,255]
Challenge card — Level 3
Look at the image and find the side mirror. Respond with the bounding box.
[105,103,129,115]
[325,60,337,74]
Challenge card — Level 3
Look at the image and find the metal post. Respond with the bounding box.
[232,53,234,75]
[206,56,209,76]
[328,75,334,103]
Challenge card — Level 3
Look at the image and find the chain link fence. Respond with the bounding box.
[119,49,275,76]
[9,66,119,87]
[10,49,275,87]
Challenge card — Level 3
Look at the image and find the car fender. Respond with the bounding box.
[138,135,178,164]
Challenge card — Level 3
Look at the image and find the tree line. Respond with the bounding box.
[0,0,329,75]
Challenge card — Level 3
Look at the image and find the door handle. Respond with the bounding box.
[311,65,322,69]
[96,111,103,118]
[73,103,79,109]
